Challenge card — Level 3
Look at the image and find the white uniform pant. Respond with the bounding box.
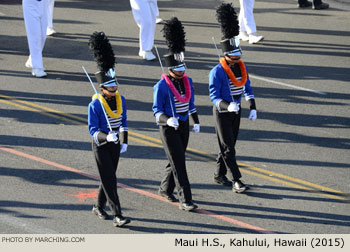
[130,0,157,52]
[239,0,256,34]
[22,0,48,69]
[47,0,55,29]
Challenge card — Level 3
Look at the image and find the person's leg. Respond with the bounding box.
[23,0,44,70]
[238,4,249,41]
[130,0,156,58]
[47,0,57,35]
[159,125,192,204]
[93,143,122,217]
[47,0,54,29]
[239,0,256,35]
[159,162,176,195]
[215,135,228,177]
[214,111,242,181]
[40,0,48,51]
[92,183,109,219]
[96,184,107,209]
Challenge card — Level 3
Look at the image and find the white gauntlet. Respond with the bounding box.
[228,102,239,112]
[167,117,179,129]
[192,124,200,133]
[120,143,128,153]
[248,110,257,121]
[106,132,118,142]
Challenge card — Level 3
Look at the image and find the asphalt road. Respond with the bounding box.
[0,0,349,234]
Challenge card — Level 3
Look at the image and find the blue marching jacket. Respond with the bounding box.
[88,95,127,145]
[209,63,254,111]
[153,77,196,123]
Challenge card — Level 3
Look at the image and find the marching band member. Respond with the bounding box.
[209,3,257,193]
[88,32,130,227]
[153,17,200,211]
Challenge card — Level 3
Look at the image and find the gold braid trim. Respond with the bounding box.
[92,91,123,119]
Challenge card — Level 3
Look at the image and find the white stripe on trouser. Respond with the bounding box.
[130,0,157,52]
[22,0,48,69]
[239,0,256,34]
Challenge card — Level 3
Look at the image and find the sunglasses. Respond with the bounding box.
[228,56,241,61]
[103,87,117,92]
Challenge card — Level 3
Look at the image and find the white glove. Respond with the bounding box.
[106,132,118,142]
[248,109,257,121]
[227,102,239,112]
[120,143,128,153]
[167,117,179,129]
[192,124,200,133]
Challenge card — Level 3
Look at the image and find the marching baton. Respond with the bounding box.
[212,37,221,60]
[82,66,113,133]
[154,46,176,120]
[155,46,165,75]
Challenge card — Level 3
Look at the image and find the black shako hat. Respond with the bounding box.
[162,17,186,71]
[216,3,242,56]
[88,31,118,87]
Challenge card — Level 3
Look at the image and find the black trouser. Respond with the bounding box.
[92,141,121,216]
[213,106,242,181]
[159,119,192,203]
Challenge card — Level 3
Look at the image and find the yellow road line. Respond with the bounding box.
[0,95,347,200]
[129,135,343,199]
[0,98,82,126]
[127,130,347,196]
[238,162,345,195]
[0,94,86,123]
[186,153,346,201]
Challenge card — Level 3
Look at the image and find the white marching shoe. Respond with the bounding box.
[25,57,32,68]
[139,50,156,61]
[249,33,264,44]
[238,31,249,41]
[156,17,163,24]
[32,68,47,78]
[46,27,57,36]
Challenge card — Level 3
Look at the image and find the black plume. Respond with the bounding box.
[88,31,116,72]
[216,3,239,39]
[162,17,186,53]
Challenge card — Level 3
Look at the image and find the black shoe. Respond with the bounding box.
[92,205,108,220]
[113,215,130,227]
[232,180,248,193]
[298,0,312,8]
[313,2,329,9]
[214,175,232,186]
[158,189,177,202]
[179,201,198,212]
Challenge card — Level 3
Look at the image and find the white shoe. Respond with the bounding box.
[32,68,47,78]
[156,17,163,24]
[46,27,56,36]
[25,57,32,68]
[139,51,156,61]
[249,33,264,44]
[238,31,249,41]
[25,57,46,70]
